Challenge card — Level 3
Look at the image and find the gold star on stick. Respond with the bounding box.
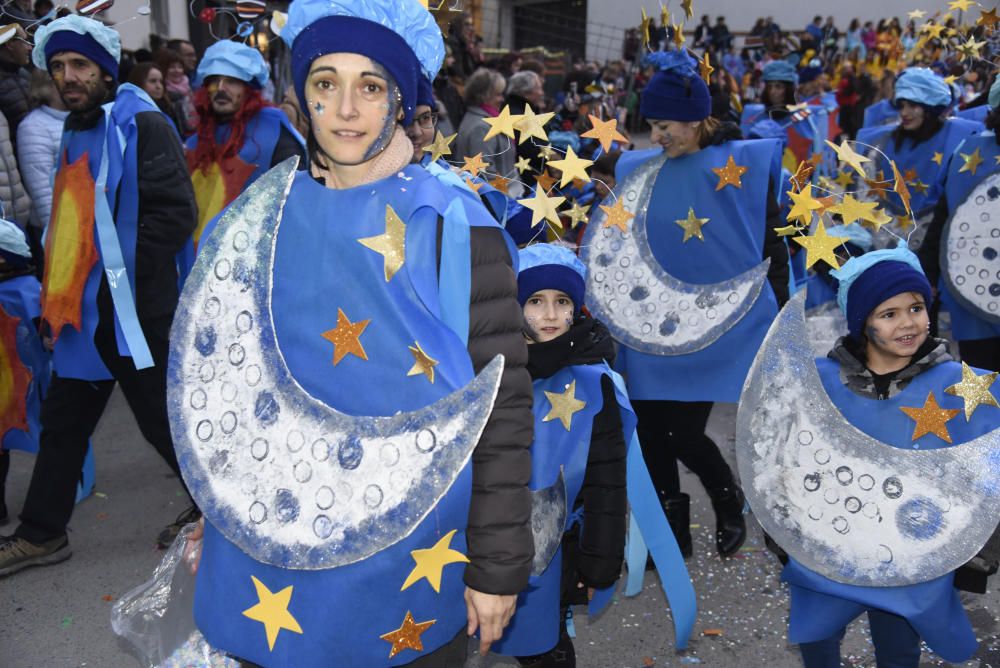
[830,194,880,226]
[488,174,511,195]
[407,341,439,383]
[422,130,456,162]
[640,7,652,48]
[564,201,590,228]
[481,105,522,141]
[581,115,628,152]
[675,207,710,242]
[321,308,371,365]
[786,184,824,224]
[515,156,532,174]
[956,35,986,59]
[792,219,846,269]
[538,144,557,161]
[380,611,436,659]
[681,0,693,19]
[518,189,566,226]
[947,0,975,11]
[660,3,670,28]
[921,22,946,39]
[890,160,912,216]
[358,205,406,282]
[242,576,303,651]
[699,52,714,85]
[461,153,488,176]
[600,198,635,233]
[711,155,748,190]
[945,362,999,420]
[825,140,871,178]
[400,529,469,592]
[543,379,586,430]
[514,104,554,145]
[959,147,984,175]
[834,170,855,189]
[900,391,961,442]
[548,147,593,187]
[672,22,686,47]
[978,6,999,26]
[865,207,893,232]
[907,9,927,20]
[535,169,557,192]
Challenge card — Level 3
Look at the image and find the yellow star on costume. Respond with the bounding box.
[543,379,586,430]
[548,147,593,188]
[865,207,894,232]
[907,9,927,20]
[786,184,825,224]
[564,201,590,228]
[422,131,456,162]
[242,576,303,651]
[461,152,488,176]
[910,180,929,195]
[675,207,710,242]
[358,205,406,282]
[825,140,870,178]
[890,160,912,215]
[581,115,627,152]
[978,6,999,26]
[514,104,555,145]
[380,611,436,659]
[948,0,975,11]
[681,0,693,19]
[711,155,748,190]
[830,194,880,226]
[481,105,521,141]
[792,219,846,269]
[464,177,483,193]
[400,529,469,592]
[321,308,371,365]
[900,392,961,443]
[834,170,855,189]
[945,362,999,420]
[518,189,566,226]
[959,147,984,175]
[699,52,714,85]
[956,35,986,59]
[489,174,511,195]
[600,198,635,233]
[995,155,1000,166]
[406,341,439,383]
[515,156,532,174]
[931,151,944,165]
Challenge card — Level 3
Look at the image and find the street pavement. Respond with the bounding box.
[2,393,998,668]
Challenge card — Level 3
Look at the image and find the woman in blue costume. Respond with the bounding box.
[597,50,789,558]
[917,77,1000,371]
[177,1,535,666]
[767,248,1000,667]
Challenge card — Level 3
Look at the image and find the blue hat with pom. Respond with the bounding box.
[517,244,586,315]
[639,50,710,121]
[195,40,269,89]
[763,60,798,85]
[894,67,952,108]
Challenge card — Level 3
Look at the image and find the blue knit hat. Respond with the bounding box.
[517,244,586,316]
[831,244,932,341]
[33,15,120,80]
[416,75,435,108]
[762,60,799,85]
[798,66,823,85]
[639,50,710,121]
[894,67,952,108]
[195,40,269,89]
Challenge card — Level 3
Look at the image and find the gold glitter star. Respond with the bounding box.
[422,130,456,162]
[488,174,511,195]
[681,0,693,19]
[535,169,557,192]
[786,184,825,224]
[956,35,986,59]
[640,7,652,48]
[672,22,686,48]
[515,156,532,174]
[834,170,855,189]
[461,153,488,176]
[830,194,880,226]
[543,379,587,430]
[792,219,846,269]
[675,207,710,242]
[661,4,671,30]
[945,362,999,420]
[242,576,303,651]
[900,391,961,443]
[931,151,944,165]
[481,105,522,141]
[948,0,975,12]
[865,207,894,232]
[514,104,554,145]
[358,204,406,282]
[548,146,593,187]
[600,198,635,233]
[978,6,999,26]
[825,140,871,178]
[699,52,714,85]
[321,308,370,365]
[380,611,436,659]
[711,154,748,190]
[400,529,469,592]
[406,341,439,383]
[564,201,590,228]
[580,115,628,152]
[518,189,566,226]
[890,160,912,216]
[959,147,985,175]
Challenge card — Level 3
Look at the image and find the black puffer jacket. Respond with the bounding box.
[526,317,627,590]
[0,63,30,141]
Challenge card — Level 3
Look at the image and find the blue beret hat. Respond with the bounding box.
[763,60,799,85]
[894,67,952,108]
[195,40,269,89]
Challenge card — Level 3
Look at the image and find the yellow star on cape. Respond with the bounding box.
[995,155,1000,166]
[831,194,880,226]
[422,130,456,162]
[321,308,371,365]
[910,180,929,195]
[518,189,566,226]
[945,362,999,420]
[699,52,714,85]
[380,611,436,659]
[400,529,469,592]
[834,170,855,189]
[406,341,439,383]
[564,201,590,228]
[900,391,961,443]
[488,174,511,195]
[464,177,483,193]
[907,9,927,20]
[580,115,627,152]
[959,147,984,175]
[481,105,521,141]
[681,0,693,19]
[543,379,587,430]
[514,156,532,174]
[672,22,686,47]
[825,140,871,178]
[931,151,944,165]
[461,152,488,176]
[358,204,406,282]
[792,219,846,269]
[242,576,303,651]
[865,207,894,233]
[535,169,557,192]
[548,147,593,187]
[890,160,912,215]
[947,0,975,12]
[786,184,825,224]
[675,207,709,242]
[600,198,635,233]
[711,155,748,190]
[514,104,555,145]
[956,35,986,59]
[978,6,999,26]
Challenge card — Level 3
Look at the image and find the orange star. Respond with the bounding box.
[890,160,912,215]
[461,153,488,176]
[535,169,557,192]
[790,160,816,192]
[711,155,748,190]
[379,611,436,659]
[978,7,999,26]
[899,392,961,443]
[580,115,627,152]
[488,174,511,195]
[321,308,370,365]
[600,198,635,234]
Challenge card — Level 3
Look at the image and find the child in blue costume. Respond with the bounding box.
[769,248,1000,667]
[493,243,627,667]
[917,77,1000,371]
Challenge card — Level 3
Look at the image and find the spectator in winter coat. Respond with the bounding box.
[0,24,33,140]
[455,68,515,182]
[127,62,186,133]
[0,112,30,228]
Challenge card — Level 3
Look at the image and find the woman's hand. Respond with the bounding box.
[464,587,517,655]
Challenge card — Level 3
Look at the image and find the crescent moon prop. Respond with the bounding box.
[580,152,770,355]
[942,171,1000,324]
[530,470,568,577]
[736,291,1000,586]
[168,159,504,570]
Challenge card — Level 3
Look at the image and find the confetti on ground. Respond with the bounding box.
[93,492,107,498]
[679,656,702,664]
[60,617,72,628]
[96,512,109,520]
[102,595,114,602]
[702,628,723,636]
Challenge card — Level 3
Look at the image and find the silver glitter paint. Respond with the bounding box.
[530,470,568,576]
[942,171,1000,324]
[579,152,770,355]
[736,291,1000,586]
[167,158,504,570]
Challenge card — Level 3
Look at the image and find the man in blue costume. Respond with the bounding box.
[0,15,197,576]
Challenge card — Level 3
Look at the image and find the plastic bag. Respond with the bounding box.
[111,523,238,668]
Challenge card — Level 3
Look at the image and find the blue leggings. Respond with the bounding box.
[799,609,922,668]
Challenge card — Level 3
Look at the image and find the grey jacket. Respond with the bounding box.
[0,111,31,227]
[454,106,516,182]
[17,105,68,229]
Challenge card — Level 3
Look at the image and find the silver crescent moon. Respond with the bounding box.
[736,290,1000,586]
[580,152,770,355]
[168,158,504,570]
[942,171,1000,324]
[530,470,567,576]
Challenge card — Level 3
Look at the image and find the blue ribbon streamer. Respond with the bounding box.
[438,199,471,345]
